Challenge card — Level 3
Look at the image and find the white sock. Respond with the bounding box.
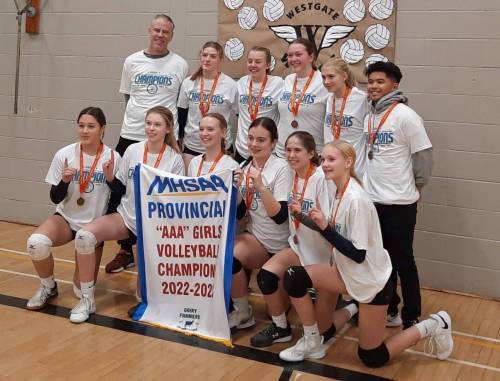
[40,276,55,289]
[80,281,95,299]
[271,313,288,329]
[343,303,358,319]
[415,318,439,338]
[303,323,320,339]
[233,297,249,314]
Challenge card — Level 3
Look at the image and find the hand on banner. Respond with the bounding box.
[62,158,76,183]
[309,197,328,230]
[102,150,115,183]
[234,168,244,203]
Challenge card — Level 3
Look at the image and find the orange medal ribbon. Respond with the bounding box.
[196,151,224,176]
[244,164,257,209]
[331,87,351,140]
[290,69,315,118]
[143,143,167,168]
[199,72,221,117]
[248,75,268,122]
[292,164,315,231]
[78,143,104,205]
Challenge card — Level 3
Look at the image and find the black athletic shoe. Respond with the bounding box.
[403,319,419,330]
[250,322,292,348]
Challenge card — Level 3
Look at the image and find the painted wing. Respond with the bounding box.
[319,25,356,49]
[269,25,299,43]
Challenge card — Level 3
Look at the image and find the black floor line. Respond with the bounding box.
[0,294,393,381]
[278,368,293,381]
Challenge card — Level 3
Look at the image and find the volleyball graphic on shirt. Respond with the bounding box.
[368,0,394,20]
[238,6,258,30]
[223,0,244,10]
[224,38,245,61]
[365,24,390,50]
[343,0,366,23]
[340,39,365,64]
[263,0,285,22]
[365,53,388,67]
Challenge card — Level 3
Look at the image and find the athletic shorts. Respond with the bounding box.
[234,149,246,164]
[182,145,203,156]
[183,145,234,156]
[367,277,393,306]
[53,212,105,248]
[54,212,76,239]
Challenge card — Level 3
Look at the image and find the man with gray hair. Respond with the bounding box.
[106,14,188,273]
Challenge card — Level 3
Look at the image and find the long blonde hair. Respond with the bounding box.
[327,139,362,185]
[322,58,357,88]
[145,106,180,153]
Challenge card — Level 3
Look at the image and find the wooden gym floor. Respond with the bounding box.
[0,221,499,381]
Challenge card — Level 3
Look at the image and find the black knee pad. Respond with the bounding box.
[283,266,312,298]
[232,257,242,275]
[358,343,390,368]
[256,269,279,295]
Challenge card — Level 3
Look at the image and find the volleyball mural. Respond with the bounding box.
[218,0,396,81]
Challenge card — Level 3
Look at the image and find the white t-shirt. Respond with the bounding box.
[276,71,329,157]
[363,103,432,204]
[287,167,332,266]
[236,75,283,159]
[239,155,291,253]
[177,73,238,154]
[116,141,184,234]
[119,50,189,141]
[323,87,369,177]
[331,180,392,303]
[187,153,239,177]
[45,143,121,232]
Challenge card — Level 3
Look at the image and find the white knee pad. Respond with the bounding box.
[75,229,97,255]
[27,233,52,261]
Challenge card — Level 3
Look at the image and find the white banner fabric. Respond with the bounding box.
[132,164,237,347]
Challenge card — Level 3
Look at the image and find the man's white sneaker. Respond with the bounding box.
[229,306,256,330]
[279,335,325,362]
[429,311,453,360]
[26,284,58,310]
[69,295,96,323]
[386,312,402,327]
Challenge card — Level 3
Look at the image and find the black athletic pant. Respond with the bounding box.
[375,202,421,323]
[115,136,139,251]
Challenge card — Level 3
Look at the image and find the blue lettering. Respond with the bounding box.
[146,174,229,195]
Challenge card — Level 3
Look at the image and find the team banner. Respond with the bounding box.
[132,164,237,347]
[218,0,396,82]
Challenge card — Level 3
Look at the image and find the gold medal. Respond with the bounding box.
[293,235,299,245]
[368,150,374,160]
[77,197,85,206]
[291,120,298,128]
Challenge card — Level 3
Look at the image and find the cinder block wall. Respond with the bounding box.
[0,1,499,298]
[395,1,500,298]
